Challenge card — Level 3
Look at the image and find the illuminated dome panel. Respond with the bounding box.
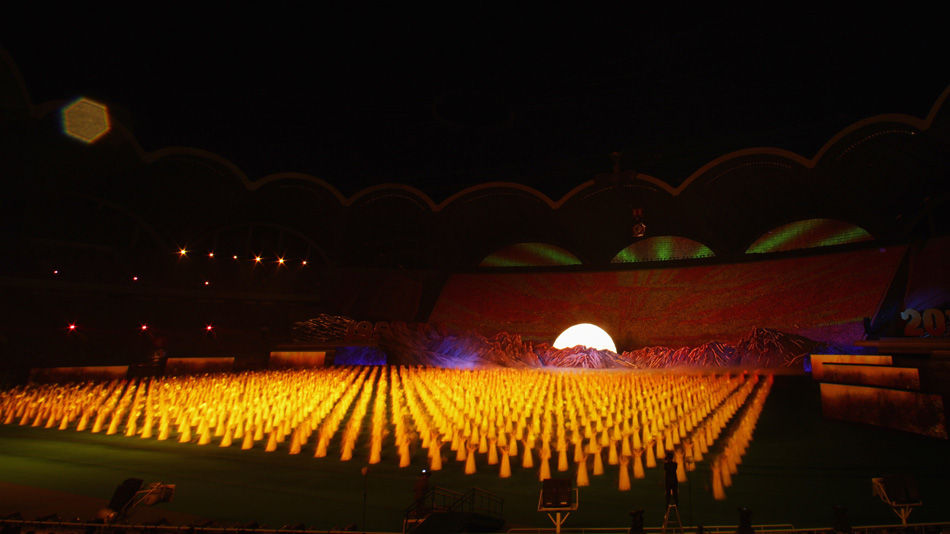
[480,242,582,267]
[746,219,873,254]
[610,236,714,263]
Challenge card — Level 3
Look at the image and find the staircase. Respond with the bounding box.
[403,486,504,534]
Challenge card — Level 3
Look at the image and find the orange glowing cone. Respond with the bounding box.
[607,440,618,465]
[220,426,234,448]
[140,413,153,439]
[499,446,511,478]
[178,423,191,443]
[197,419,211,445]
[60,411,73,430]
[538,447,552,481]
[242,429,255,450]
[157,415,170,441]
[675,449,687,482]
[314,435,329,457]
[106,412,121,435]
[592,445,604,476]
[430,443,443,471]
[645,440,656,468]
[76,412,89,432]
[576,455,590,487]
[618,456,631,491]
[399,440,411,468]
[633,449,645,479]
[340,438,354,460]
[712,459,726,500]
[557,444,569,471]
[288,430,302,455]
[573,440,584,463]
[464,442,477,474]
[522,441,534,469]
[720,456,733,487]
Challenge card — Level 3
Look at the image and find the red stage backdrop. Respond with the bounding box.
[430,247,907,350]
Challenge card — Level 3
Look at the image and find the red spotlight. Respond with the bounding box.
[254,255,262,263]
[178,248,188,257]
[132,275,139,281]
[232,255,238,260]
[67,323,76,331]
[208,252,214,258]
[203,280,210,286]
[53,269,59,275]
[205,324,214,332]
[301,260,307,266]
[277,257,285,265]
[140,324,148,331]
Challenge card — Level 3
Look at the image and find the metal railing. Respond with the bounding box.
[506,522,950,534]
[449,487,505,518]
[0,518,399,534]
[507,525,794,534]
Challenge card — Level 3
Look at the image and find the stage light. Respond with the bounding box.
[254,256,262,263]
[68,323,76,331]
[205,324,214,332]
[141,324,148,331]
[208,252,214,258]
[553,323,617,353]
[178,248,188,257]
[62,97,110,144]
[53,269,59,275]
[204,281,210,286]
[132,276,138,281]
[301,260,307,266]
[233,255,238,260]
[277,257,285,265]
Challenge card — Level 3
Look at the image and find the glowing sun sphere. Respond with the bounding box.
[553,323,617,353]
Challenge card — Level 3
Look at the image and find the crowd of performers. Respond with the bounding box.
[0,367,771,500]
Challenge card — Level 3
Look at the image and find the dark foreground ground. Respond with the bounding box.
[1,375,948,531]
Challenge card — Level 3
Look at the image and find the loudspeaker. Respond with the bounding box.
[108,478,143,513]
[541,478,571,508]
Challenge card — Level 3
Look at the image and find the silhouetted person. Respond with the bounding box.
[737,507,754,534]
[664,456,678,505]
[412,469,431,516]
[628,509,644,534]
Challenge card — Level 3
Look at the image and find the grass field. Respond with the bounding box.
[1,374,948,531]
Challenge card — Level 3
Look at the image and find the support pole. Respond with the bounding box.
[546,511,570,534]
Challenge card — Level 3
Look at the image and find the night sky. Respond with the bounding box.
[2,6,946,200]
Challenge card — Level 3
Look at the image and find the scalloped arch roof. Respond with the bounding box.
[137,83,949,212]
[6,43,946,216]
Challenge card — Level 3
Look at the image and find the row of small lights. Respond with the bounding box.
[178,248,308,266]
[50,248,309,287]
[67,323,216,333]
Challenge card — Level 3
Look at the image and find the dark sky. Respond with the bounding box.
[2,6,946,200]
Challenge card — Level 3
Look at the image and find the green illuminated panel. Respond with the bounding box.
[746,219,873,254]
[610,236,715,263]
[480,243,583,267]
